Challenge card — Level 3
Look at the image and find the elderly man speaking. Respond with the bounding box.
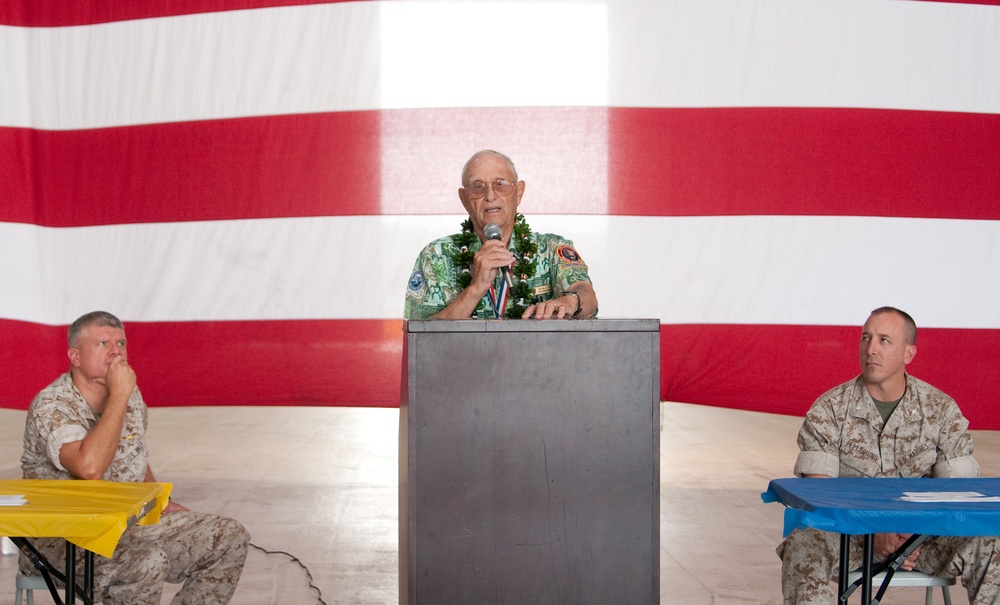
[404,150,597,320]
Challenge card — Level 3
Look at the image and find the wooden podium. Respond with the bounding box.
[399,319,660,604]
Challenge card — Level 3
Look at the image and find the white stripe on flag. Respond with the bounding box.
[5,215,1000,328]
[1,0,998,130]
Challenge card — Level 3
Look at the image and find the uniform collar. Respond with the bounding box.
[848,374,924,428]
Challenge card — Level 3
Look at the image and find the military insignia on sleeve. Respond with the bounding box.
[556,245,585,266]
[407,271,425,293]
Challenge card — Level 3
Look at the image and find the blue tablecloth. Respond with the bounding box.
[762,477,1000,537]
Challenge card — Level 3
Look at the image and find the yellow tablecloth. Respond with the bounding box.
[0,479,171,558]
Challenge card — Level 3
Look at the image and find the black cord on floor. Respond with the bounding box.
[249,542,327,605]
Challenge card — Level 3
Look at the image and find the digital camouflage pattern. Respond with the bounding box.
[778,374,1000,604]
[779,527,1000,605]
[19,512,249,605]
[20,373,249,605]
[404,231,592,319]
[22,373,148,482]
[794,375,978,479]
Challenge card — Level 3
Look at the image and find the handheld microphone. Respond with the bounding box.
[483,223,513,289]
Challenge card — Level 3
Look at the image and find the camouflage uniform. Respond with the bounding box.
[20,373,250,605]
[404,230,593,319]
[778,374,1000,605]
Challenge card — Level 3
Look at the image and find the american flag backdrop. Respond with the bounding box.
[2,0,1000,426]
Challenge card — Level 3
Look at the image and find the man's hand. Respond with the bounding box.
[102,355,137,401]
[523,284,595,319]
[522,295,578,319]
[472,240,515,288]
[60,354,136,480]
[874,533,921,570]
[428,240,516,320]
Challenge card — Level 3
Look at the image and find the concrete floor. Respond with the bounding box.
[1,402,998,604]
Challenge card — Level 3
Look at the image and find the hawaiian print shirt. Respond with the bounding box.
[404,231,593,319]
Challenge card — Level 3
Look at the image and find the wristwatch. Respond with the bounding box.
[565,290,582,318]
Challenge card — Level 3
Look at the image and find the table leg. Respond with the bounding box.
[838,534,876,604]
[66,542,76,604]
[10,537,66,605]
[861,534,874,604]
[8,537,95,605]
[838,533,850,599]
[84,551,95,601]
[840,533,932,604]
[64,543,96,605]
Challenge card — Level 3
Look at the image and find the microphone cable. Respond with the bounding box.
[249,542,327,605]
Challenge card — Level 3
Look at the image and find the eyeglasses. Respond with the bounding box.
[465,179,515,200]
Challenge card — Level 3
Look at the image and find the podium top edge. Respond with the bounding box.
[404,318,660,333]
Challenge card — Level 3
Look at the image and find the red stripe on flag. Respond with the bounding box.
[0,318,404,410]
[4,318,1000,429]
[1,112,381,226]
[0,0,362,27]
[609,107,1000,219]
[4,107,999,226]
[660,323,1000,430]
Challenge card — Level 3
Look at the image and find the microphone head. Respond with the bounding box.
[483,223,503,241]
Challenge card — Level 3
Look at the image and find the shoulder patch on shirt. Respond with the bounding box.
[555,244,585,266]
[407,270,425,293]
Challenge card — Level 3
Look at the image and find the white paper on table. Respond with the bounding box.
[0,495,27,506]
[900,491,1000,503]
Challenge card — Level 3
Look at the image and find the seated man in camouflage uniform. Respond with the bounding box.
[20,310,249,605]
[404,149,598,320]
[777,306,1000,605]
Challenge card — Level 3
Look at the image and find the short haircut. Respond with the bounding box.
[870,306,917,345]
[461,150,518,186]
[68,311,124,347]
